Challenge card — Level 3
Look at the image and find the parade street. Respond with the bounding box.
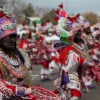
[32,64,100,100]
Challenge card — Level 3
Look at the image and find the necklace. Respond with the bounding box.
[0,50,21,67]
[8,56,21,67]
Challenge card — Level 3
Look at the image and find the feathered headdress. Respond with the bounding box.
[0,7,16,39]
[54,3,67,21]
[67,13,80,23]
[0,7,16,23]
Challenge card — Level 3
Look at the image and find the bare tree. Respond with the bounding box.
[41,9,57,24]
[82,12,98,25]
[22,3,35,17]
[4,0,27,24]
[0,0,7,7]
[34,6,50,17]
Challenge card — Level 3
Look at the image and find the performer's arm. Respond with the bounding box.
[0,79,32,96]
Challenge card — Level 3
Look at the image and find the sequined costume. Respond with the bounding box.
[0,48,32,87]
[0,7,32,87]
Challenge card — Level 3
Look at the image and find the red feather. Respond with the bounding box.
[54,15,59,21]
[54,8,60,14]
[67,16,77,22]
[0,11,7,18]
[76,13,80,18]
[94,27,99,31]
[58,3,63,9]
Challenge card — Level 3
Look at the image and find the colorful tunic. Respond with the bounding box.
[0,49,32,87]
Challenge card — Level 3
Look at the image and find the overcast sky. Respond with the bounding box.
[24,0,100,15]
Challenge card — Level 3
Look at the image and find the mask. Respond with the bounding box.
[48,33,52,36]
[74,29,82,37]
[74,30,84,44]
[1,34,17,51]
[84,27,91,35]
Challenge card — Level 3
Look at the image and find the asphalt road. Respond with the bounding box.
[32,64,100,100]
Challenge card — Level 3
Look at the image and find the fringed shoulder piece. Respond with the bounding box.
[18,48,31,70]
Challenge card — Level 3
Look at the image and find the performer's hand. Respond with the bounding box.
[36,31,41,36]
[69,31,74,44]
[25,88,32,94]
[69,31,74,37]
[82,52,87,57]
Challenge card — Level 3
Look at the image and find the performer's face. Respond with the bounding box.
[95,34,100,40]
[74,29,82,38]
[84,27,91,35]
[48,33,52,37]
[2,34,17,50]
[74,29,83,43]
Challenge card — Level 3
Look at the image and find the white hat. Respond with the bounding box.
[83,21,90,29]
[92,30,100,37]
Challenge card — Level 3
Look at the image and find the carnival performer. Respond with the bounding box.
[35,24,59,80]
[53,30,98,100]
[0,7,36,100]
[53,5,98,99]
[18,26,33,52]
[18,31,30,51]
[81,23,100,88]
[30,32,51,81]
[72,22,95,89]
[90,30,100,65]
[36,35,52,81]
[46,28,59,75]
[0,7,32,88]
[81,21,94,50]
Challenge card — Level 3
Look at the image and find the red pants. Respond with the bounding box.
[71,89,81,98]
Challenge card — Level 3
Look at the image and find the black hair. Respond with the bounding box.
[74,36,84,44]
[84,27,91,35]
[74,29,84,44]
[17,50,25,63]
